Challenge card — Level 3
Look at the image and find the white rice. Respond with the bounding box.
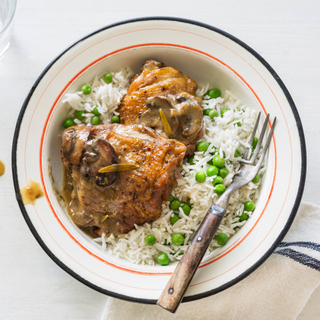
[63,68,264,265]
[62,67,134,125]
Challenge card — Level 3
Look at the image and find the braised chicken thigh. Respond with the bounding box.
[61,124,186,235]
[118,60,204,156]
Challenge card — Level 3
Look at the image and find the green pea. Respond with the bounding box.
[171,233,184,245]
[187,199,193,207]
[168,195,174,202]
[219,167,229,178]
[233,119,241,127]
[203,108,212,116]
[103,73,113,83]
[206,165,219,177]
[221,108,229,117]
[92,106,100,116]
[181,204,191,216]
[209,109,219,119]
[157,253,170,266]
[91,115,100,125]
[239,212,249,221]
[81,84,92,95]
[212,176,224,185]
[111,115,120,123]
[215,184,226,195]
[252,175,260,183]
[244,201,255,212]
[195,171,206,183]
[217,232,228,245]
[196,141,210,152]
[212,155,225,168]
[145,235,156,246]
[234,148,241,158]
[170,213,181,225]
[74,110,86,120]
[187,156,195,165]
[170,200,182,211]
[63,118,76,128]
[252,136,259,148]
[206,88,221,99]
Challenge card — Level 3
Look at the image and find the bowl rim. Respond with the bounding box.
[11,16,307,304]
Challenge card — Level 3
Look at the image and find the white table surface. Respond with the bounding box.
[1,0,319,319]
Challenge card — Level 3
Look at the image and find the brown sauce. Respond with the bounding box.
[48,165,66,207]
[62,168,118,238]
[21,180,44,205]
[0,160,5,176]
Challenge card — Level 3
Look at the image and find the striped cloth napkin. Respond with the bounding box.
[101,202,320,320]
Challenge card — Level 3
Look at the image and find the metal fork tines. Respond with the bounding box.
[240,112,276,168]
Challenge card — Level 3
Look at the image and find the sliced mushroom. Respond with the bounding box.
[61,126,90,165]
[139,97,179,135]
[138,93,203,146]
[80,138,118,187]
[177,101,203,137]
[166,92,203,138]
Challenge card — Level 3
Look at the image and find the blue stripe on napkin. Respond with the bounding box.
[275,248,320,271]
[278,241,320,253]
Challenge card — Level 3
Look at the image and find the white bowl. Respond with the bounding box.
[12,17,306,303]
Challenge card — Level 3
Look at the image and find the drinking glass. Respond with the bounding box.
[0,0,17,57]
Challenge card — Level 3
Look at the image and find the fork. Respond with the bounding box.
[157,112,276,313]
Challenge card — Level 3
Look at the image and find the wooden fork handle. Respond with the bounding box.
[157,204,226,313]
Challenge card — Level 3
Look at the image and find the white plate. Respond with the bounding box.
[12,17,306,303]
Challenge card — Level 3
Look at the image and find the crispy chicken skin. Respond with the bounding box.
[61,124,186,235]
[118,60,204,156]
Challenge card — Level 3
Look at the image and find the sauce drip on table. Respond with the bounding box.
[0,160,5,176]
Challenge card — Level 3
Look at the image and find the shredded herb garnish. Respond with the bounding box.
[159,109,172,137]
[98,164,140,173]
[101,215,108,222]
